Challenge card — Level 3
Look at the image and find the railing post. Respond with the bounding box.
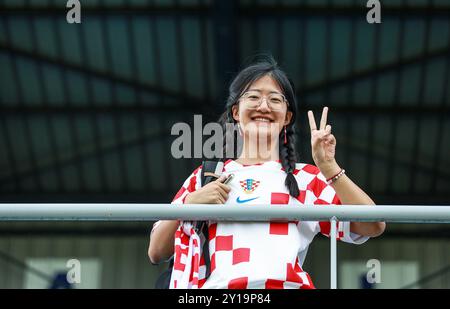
[330,216,337,289]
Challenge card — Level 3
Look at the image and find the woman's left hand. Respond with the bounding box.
[307,107,340,178]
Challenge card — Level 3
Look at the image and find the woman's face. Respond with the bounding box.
[232,75,293,143]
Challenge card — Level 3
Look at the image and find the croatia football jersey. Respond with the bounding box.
[157,159,369,289]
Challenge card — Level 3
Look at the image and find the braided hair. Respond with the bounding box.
[217,55,300,198]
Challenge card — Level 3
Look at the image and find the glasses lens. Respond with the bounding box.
[241,91,287,110]
[268,94,285,110]
[243,91,261,109]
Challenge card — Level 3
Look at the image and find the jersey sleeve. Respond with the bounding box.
[171,165,203,205]
[151,165,202,234]
[311,169,369,245]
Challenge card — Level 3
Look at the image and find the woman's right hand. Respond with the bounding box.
[184,175,231,204]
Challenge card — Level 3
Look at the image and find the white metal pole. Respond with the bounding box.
[0,204,449,222]
[330,216,337,289]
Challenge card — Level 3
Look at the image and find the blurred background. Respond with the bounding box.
[0,0,449,289]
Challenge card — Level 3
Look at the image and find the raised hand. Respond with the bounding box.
[307,107,340,177]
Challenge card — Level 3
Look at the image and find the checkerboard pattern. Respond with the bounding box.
[239,179,261,193]
[164,160,368,289]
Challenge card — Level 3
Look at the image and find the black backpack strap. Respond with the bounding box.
[201,160,222,187]
[154,256,174,289]
[201,223,211,278]
[196,160,221,233]
[197,160,222,280]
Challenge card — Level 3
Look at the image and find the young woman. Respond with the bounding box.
[148,57,385,289]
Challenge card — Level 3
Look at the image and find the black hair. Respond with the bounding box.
[218,55,300,198]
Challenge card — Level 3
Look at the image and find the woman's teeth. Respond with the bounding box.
[253,118,271,122]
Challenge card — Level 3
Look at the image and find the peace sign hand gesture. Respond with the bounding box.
[307,107,340,178]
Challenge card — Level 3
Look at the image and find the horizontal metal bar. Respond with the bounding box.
[1,6,449,18]
[240,6,450,18]
[0,103,448,116]
[0,104,208,115]
[0,204,449,223]
[0,43,211,109]
[299,46,450,96]
[0,6,211,17]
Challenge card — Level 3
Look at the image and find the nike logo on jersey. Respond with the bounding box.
[236,196,259,203]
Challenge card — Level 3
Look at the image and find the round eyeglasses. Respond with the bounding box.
[239,90,289,111]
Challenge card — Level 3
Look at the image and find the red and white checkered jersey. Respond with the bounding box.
[155,159,369,289]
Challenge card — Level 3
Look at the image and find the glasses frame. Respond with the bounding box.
[239,91,290,111]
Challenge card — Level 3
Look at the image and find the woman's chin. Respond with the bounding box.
[245,127,278,139]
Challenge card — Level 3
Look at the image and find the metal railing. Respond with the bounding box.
[1,204,449,289]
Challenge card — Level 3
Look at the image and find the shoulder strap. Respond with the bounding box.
[201,160,221,186]
[198,160,222,281]
[197,160,220,232]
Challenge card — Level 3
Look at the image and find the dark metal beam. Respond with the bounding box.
[0,249,53,284]
[386,0,407,197]
[0,128,171,187]
[2,42,448,113]
[1,5,449,18]
[0,43,213,110]
[124,1,150,193]
[431,39,450,194]
[0,6,210,17]
[409,2,433,194]
[2,114,448,191]
[51,12,86,194]
[240,6,450,18]
[75,13,109,193]
[27,11,67,194]
[0,104,448,115]
[213,0,239,115]
[149,0,177,193]
[1,18,43,193]
[297,119,450,181]
[343,0,359,174]
[299,46,450,96]
[98,0,127,192]
[366,15,383,193]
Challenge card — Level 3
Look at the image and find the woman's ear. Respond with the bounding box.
[232,104,240,122]
[284,110,293,126]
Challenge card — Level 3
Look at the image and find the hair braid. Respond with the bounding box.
[279,124,300,198]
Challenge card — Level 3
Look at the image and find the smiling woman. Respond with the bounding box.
[231,74,292,167]
[148,56,385,290]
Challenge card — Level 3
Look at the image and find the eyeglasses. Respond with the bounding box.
[239,90,289,111]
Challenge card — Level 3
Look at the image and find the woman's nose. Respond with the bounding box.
[256,97,271,112]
